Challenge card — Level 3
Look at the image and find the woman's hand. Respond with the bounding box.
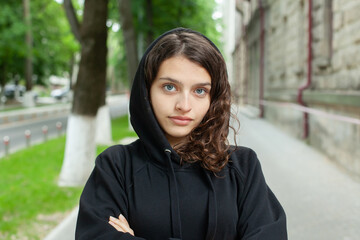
[108,214,135,236]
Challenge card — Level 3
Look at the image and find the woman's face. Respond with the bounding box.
[150,56,211,146]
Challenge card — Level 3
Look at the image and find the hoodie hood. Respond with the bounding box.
[129,28,176,165]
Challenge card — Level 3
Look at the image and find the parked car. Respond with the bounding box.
[4,84,25,99]
[51,87,70,100]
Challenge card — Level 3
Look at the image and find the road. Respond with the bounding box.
[0,95,129,157]
[0,115,69,155]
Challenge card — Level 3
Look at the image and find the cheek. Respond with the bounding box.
[150,89,169,116]
[197,99,211,119]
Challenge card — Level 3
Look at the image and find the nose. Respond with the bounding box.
[175,93,192,112]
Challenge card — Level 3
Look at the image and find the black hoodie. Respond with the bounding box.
[75,28,287,240]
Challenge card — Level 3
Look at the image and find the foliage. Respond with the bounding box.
[106,0,130,90]
[0,2,27,86]
[110,114,138,141]
[0,114,136,239]
[0,0,222,93]
[106,0,221,90]
[31,1,79,85]
[105,0,222,91]
[0,0,79,87]
[133,0,222,54]
[108,28,130,90]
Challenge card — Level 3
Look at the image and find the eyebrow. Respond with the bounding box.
[159,77,211,87]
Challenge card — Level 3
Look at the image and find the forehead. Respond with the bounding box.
[156,56,211,85]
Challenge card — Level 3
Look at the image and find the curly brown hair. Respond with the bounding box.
[145,28,234,173]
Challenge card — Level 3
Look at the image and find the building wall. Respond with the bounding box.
[234,0,360,178]
[222,0,236,87]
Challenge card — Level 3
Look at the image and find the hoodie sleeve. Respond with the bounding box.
[75,147,146,240]
[236,148,287,239]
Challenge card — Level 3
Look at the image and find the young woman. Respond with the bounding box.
[75,28,287,239]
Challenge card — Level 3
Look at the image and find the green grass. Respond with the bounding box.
[0,136,81,239]
[0,102,68,113]
[0,115,137,239]
[0,105,24,112]
[111,115,137,141]
[97,115,138,153]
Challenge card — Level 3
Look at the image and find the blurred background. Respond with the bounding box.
[0,0,359,239]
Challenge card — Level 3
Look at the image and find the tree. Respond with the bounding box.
[0,2,26,92]
[117,0,221,86]
[58,0,222,186]
[144,0,154,47]
[134,0,220,46]
[0,0,78,97]
[118,0,138,87]
[59,0,109,186]
[22,0,36,107]
[23,0,32,91]
[31,1,79,85]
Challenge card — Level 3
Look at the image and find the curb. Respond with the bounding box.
[0,104,71,125]
[44,206,78,240]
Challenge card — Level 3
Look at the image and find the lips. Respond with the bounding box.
[169,116,193,126]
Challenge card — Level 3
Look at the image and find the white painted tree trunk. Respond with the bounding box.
[58,114,96,187]
[128,105,133,131]
[95,104,112,145]
[23,91,36,107]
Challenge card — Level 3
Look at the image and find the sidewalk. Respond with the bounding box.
[45,107,360,240]
[0,103,71,125]
[234,107,360,240]
[43,207,78,240]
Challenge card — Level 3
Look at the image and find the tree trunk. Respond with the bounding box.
[59,0,109,186]
[145,0,154,46]
[0,63,5,90]
[72,0,108,116]
[63,0,81,42]
[0,63,5,106]
[59,115,97,186]
[96,104,112,145]
[119,0,138,87]
[69,55,74,89]
[23,0,32,91]
[23,0,36,107]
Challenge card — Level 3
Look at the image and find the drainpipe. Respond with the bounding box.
[297,0,312,139]
[259,0,265,118]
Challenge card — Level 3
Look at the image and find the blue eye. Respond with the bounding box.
[164,84,176,92]
[195,88,206,95]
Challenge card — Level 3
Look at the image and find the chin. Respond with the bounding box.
[171,133,190,139]
[167,130,191,139]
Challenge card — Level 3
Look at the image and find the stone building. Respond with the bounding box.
[232,0,360,178]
